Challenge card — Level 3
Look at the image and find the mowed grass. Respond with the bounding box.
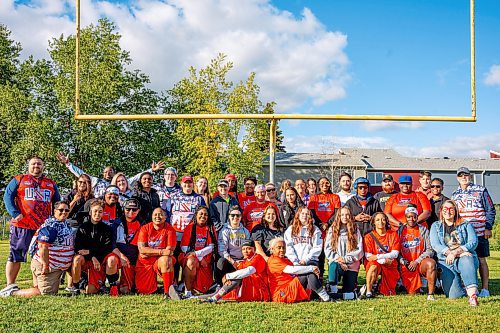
[0,241,498,333]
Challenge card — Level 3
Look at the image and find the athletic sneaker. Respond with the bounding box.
[66,286,81,296]
[0,284,18,294]
[427,294,436,301]
[478,289,490,297]
[358,284,367,299]
[468,294,479,307]
[366,292,374,299]
[168,285,182,301]
[202,296,217,303]
[109,285,119,297]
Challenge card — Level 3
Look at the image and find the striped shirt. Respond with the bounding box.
[33,218,74,271]
[452,184,496,236]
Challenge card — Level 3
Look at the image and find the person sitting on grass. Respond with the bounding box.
[430,200,480,306]
[360,212,400,298]
[324,206,363,300]
[179,240,270,303]
[177,206,218,298]
[135,208,176,297]
[70,200,119,296]
[1,201,74,297]
[397,206,437,300]
[267,237,331,303]
[216,206,250,285]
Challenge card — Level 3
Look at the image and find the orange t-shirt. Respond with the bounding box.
[384,192,431,225]
[399,225,425,262]
[242,201,278,232]
[267,255,310,303]
[224,254,270,302]
[238,192,256,210]
[137,222,177,265]
[363,230,400,269]
[307,193,341,223]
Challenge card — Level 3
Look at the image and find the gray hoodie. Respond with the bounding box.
[218,223,250,261]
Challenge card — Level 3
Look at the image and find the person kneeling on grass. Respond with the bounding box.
[174,240,270,303]
[398,206,437,301]
[71,200,122,296]
[360,212,400,298]
[267,237,331,303]
[430,200,480,306]
[1,201,74,297]
[178,206,218,298]
[324,206,363,300]
[135,208,176,297]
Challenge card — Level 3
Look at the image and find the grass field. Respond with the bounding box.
[0,241,498,333]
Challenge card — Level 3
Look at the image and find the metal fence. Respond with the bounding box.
[0,216,9,240]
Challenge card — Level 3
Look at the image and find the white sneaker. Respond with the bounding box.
[0,284,18,297]
[358,284,367,299]
[427,294,436,301]
[184,290,193,299]
[478,289,490,297]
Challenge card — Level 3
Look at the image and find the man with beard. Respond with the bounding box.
[2,156,60,294]
[374,174,397,211]
[337,172,355,206]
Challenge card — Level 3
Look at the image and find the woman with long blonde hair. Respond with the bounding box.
[324,206,363,298]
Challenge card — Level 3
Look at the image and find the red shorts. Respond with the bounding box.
[82,253,120,289]
[179,254,214,294]
[400,264,424,294]
[120,265,136,291]
[135,256,176,295]
[365,260,400,296]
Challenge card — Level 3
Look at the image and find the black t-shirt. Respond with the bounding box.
[444,223,460,250]
[374,191,396,210]
[251,225,283,256]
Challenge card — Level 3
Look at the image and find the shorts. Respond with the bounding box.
[82,253,121,289]
[135,256,176,295]
[31,260,64,295]
[476,236,490,258]
[9,226,36,262]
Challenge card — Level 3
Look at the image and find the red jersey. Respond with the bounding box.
[242,201,278,232]
[238,192,256,210]
[137,222,176,265]
[224,254,270,302]
[267,255,310,303]
[384,192,431,227]
[363,230,400,269]
[308,193,341,223]
[12,174,59,230]
[102,204,117,224]
[399,225,425,262]
[126,220,142,246]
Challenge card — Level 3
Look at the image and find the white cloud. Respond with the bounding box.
[0,0,350,111]
[361,121,424,132]
[484,65,500,86]
[284,135,389,153]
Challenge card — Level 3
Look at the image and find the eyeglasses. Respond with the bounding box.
[229,214,241,218]
[442,207,455,213]
[266,188,276,192]
[77,181,88,184]
[56,208,70,213]
[125,208,139,212]
[430,185,442,188]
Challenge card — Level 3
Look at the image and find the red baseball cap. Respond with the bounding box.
[225,174,236,180]
[181,175,193,183]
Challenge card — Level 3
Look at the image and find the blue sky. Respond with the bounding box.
[2,0,500,157]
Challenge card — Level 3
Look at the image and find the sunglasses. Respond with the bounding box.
[266,188,276,192]
[357,186,368,190]
[229,214,241,218]
[430,185,442,188]
[125,208,139,212]
[56,208,70,213]
[458,173,470,177]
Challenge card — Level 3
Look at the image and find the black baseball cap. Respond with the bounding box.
[383,174,393,181]
[123,199,141,210]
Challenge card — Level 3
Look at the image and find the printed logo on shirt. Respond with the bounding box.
[397,198,411,206]
[402,235,421,251]
[292,236,313,246]
[318,202,331,211]
[24,188,52,202]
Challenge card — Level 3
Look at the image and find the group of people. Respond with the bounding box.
[0,155,496,306]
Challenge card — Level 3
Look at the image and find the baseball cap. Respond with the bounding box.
[383,174,393,181]
[123,199,141,210]
[217,179,229,187]
[255,184,266,192]
[456,166,471,176]
[241,239,255,248]
[181,175,193,183]
[225,174,236,181]
[164,167,177,176]
[398,175,413,184]
[354,177,370,189]
[105,186,120,195]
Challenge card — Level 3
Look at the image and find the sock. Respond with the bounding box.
[316,287,330,301]
[162,272,173,294]
[107,273,119,286]
[184,290,193,297]
[212,287,227,301]
[343,292,355,300]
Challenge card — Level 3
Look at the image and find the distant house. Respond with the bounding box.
[263,148,500,203]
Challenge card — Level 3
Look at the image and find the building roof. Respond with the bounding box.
[266,148,500,172]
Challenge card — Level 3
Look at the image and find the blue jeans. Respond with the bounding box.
[438,255,479,299]
[328,262,358,293]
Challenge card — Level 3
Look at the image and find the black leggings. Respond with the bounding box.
[297,273,323,293]
[215,258,236,285]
